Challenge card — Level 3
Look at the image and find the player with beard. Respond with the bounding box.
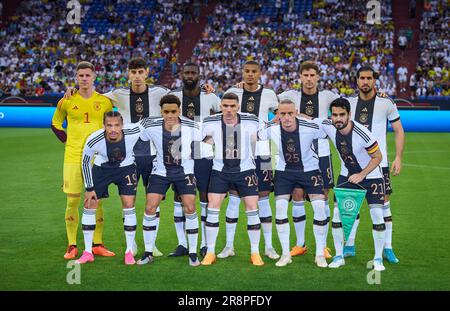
[344,65,404,264]
[168,63,221,258]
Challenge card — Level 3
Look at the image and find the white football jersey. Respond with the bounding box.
[317,119,383,179]
[140,117,202,177]
[103,85,170,122]
[202,112,260,173]
[224,85,278,122]
[258,117,325,172]
[347,94,400,167]
[169,89,221,122]
[82,123,144,189]
[278,89,339,157]
[103,85,171,157]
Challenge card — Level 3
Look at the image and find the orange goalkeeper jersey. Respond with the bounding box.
[52,91,113,163]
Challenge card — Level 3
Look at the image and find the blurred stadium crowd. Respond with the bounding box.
[0,0,448,99]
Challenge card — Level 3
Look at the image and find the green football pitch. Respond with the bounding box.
[1,128,450,291]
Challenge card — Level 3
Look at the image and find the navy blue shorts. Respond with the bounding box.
[92,164,137,199]
[209,169,259,197]
[255,157,274,192]
[336,175,385,205]
[274,169,325,196]
[382,166,392,195]
[135,155,155,188]
[319,155,335,189]
[147,174,196,196]
[194,158,213,193]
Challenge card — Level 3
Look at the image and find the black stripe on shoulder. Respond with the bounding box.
[181,120,199,128]
[322,119,333,125]
[147,121,163,128]
[87,132,104,148]
[240,113,259,120]
[203,115,222,122]
[389,116,400,123]
[264,121,278,129]
[298,120,319,129]
[124,127,141,134]
[353,125,371,143]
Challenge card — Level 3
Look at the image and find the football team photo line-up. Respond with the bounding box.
[52,58,404,271]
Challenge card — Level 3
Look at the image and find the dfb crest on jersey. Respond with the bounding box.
[359,113,368,124]
[187,102,195,120]
[246,100,255,112]
[305,100,314,115]
[111,147,124,162]
[339,141,349,155]
[93,102,101,111]
[135,97,144,113]
[226,135,235,148]
[287,138,296,152]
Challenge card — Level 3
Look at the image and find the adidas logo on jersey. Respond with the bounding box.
[72,105,79,110]
[188,102,195,107]
[248,96,255,101]
[362,107,368,112]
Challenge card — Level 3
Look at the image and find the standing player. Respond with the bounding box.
[102,58,171,257]
[77,111,142,265]
[312,98,386,272]
[219,60,279,260]
[258,99,329,268]
[136,95,202,266]
[278,61,339,259]
[51,61,115,259]
[168,63,221,258]
[201,93,264,266]
[345,65,405,263]
[61,58,169,256]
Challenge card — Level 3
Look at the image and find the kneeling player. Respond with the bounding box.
[77,111,142,265]
[314,98,386,271]
[258,100,329,268]
[137,95,202,266]
[201,93,264,266]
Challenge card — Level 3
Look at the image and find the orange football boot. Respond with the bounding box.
[290,245,308,256]
[92,244,115,257]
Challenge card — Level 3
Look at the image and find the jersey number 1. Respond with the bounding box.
[84,112,90,123]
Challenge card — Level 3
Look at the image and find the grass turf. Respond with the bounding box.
[0,128,449,290]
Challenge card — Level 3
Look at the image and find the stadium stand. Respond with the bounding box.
[414,0,449,100]
[0,0,194,97]
[189,0,397,97]
[0,0,447,102]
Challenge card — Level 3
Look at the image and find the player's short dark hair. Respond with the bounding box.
[244,60,261,69]
[103,111,123,124]
[330,98,351,113]
[300,61,319,74]
[128,57,147,70]
[160,94,181,107]
[183,62,200,72]
[222,92,239,103]
[76,61,95,72]
[356,65,379,79]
